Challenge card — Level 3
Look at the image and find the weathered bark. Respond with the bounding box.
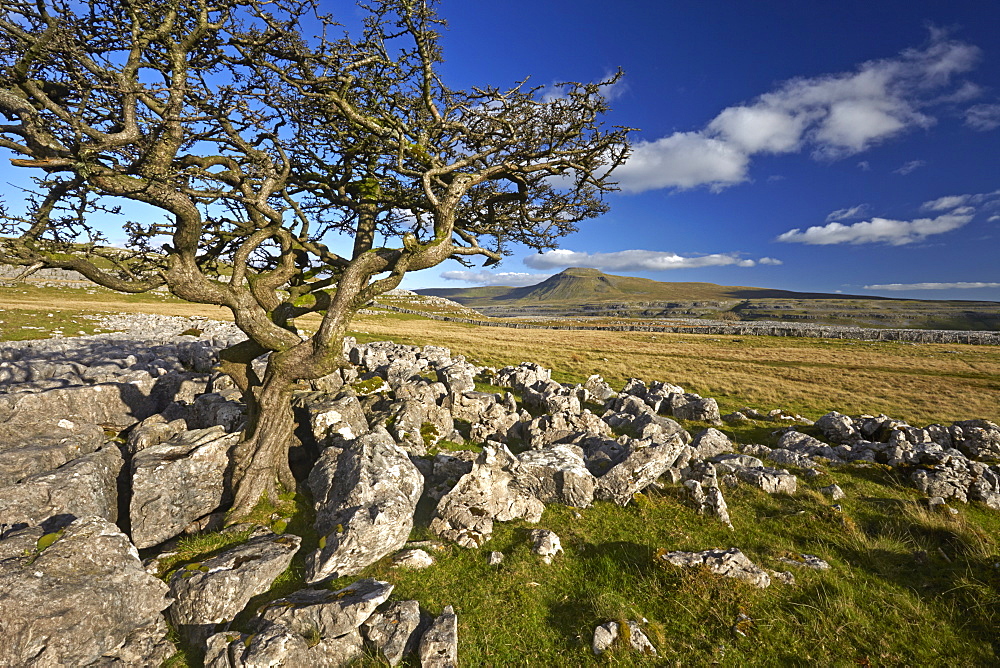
[228,370,298,520]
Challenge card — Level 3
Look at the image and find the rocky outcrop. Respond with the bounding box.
[168,532,301,647]
[430,444,544,548]
[0,444,122,528]
[0,516,172,667]
[419,605,459,668]
[361,600,425,666]
[130,427,240,549]
[306,429,423,583]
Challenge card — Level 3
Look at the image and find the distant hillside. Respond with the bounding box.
[419,267,885,305]
[417,268,1000,331]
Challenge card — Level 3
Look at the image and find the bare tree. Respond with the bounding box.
[0,0,629,518]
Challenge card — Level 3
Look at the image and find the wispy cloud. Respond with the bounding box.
[615,34,982,193]
[893,159,927,175]
[776,211,973,245]
[781,190,1000,246]
[440,270,551,287]
[523,249,781,272]
[864,281,1000,290]
[964,103,1000,131]
[826,204,870,222]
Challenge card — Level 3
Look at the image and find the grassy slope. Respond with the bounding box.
[418,267,872,305]
[3,287,1000,666]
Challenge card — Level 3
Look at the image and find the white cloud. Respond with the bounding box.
[857,161,871,171]
[964,103,1000,131]
[921,194,970,211]
[615,133,749,192]
[892,160,927,176]
[776,211,973,245]
[616,35,982,193]
[826,204,870,222]
[864,282,1000,290]
[921,190,1000,212]
[523,249,777,271]
[706,106,807,154]
[440,270,551,287]
[893,159,927,175]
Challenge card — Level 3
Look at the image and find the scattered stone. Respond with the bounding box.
[777,554,831,571]
[392,548,435,570]
[256,578,393,640]
[517,444,596,508]
[0,418,106,485]
[130,426,239,549]
[306,428,423,583]
[592,620,657,656]
[691,428,734,459]
[0,444,122,528]
[820,484,846,500]
[595,435,687,506]
[487,551,504,566]
[655,547,771,588]
[431,444,544,548]
[529,529,564,564]
[767,569,796,586]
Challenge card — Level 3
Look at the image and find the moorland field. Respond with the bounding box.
[3,282,1000,666]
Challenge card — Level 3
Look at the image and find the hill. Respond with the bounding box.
[417,268,1000,330]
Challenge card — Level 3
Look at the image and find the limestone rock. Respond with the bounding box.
[495,362,551,392]
[529,529,564,564]
[168,532,301,647]
[130,426,240,549]
[592,620,657,656]
[672,395,721,422]
[595,435,686,506]
[691,427,734,459]
[431,443,544,548]
[205,622,362,668]
[0,418,105,485]
[952,420,1000,460]
[0,444,121,528]
[820,484,846,500]
[419,605,458,668]
[777,553,831,571]
[424,450,478,501]
[361,600,424,667]
[392,548,435,570]
[815,411,859,444]
[305,429,423,583]
[257,578,393,640]
[517,444,596,508]
[733,466,798,495]
[583,374,617,402]
[655,547,771,588]
[125,413,187,454]
[303,393,370,446]
[0,516,172,667]
[0,377,163,429]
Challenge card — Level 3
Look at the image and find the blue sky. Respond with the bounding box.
[2,1,998,301]
[403,0,1000,300]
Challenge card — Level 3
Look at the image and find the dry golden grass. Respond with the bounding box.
[348,313,1000,425]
